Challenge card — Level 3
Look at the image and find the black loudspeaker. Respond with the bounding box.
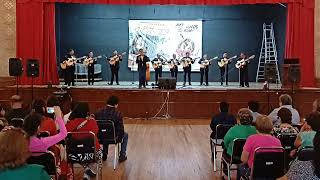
[264,63,277,82]
[9,58,23,76]
[288,64,301,83]
[27,59,40,77]
[158,77,176,89]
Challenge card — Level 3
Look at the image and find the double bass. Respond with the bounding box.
[146,63,150,81]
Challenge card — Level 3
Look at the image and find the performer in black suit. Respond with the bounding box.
[86,51,96,85]
[61,49,76,86]
[136,49,150,88]
[108,50,122,85]
[169,54,179,80]
[198,54,210,86]
[238,52,250,87]
[181,52,194,86]
[219,52,231,86]
[151,54,163,85]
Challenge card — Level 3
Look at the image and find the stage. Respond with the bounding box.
[0,80,317,120]
[60,81,282,90]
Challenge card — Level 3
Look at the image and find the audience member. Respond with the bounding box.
[248,100,262,123]
[210,101,236,138]
[32,99,57,136]
[63,101,77,124]
[273,107,298,136]
[66,102,101,179]
[312,98,320,113]
[224,108,256,156]
[294,112,320,150]
[95,95,128,162]
[5,95,28,125]
[238,116,282,179]
[284,130,320,179]
[23,106,67,153]
[0,128,51,180]
[0,104,8,131]
[268,94,300,125]
[222,108,256,177]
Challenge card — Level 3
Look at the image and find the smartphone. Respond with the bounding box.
[47,107,54,114]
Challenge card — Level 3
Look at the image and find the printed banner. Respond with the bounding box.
[128,20,202,71]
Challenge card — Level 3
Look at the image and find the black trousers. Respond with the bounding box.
[183,66,191,85]
[138,69,147,88]
[64,67,75,86]
[170,67,178,80]
[240,67,249,87]
[88,66,94,85]
[110,66,119,84]
[220,67,229,85]
[200,67,209,85]
[154,67,162,84]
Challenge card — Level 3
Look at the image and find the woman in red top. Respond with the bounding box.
[66,102,101,180]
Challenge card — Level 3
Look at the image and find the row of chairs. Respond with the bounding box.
[22,119,121,180]
[210,124,315,180]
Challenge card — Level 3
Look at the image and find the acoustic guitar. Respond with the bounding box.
[169,59,179,69]
[217,56,237,68]
[235,55,255,69]
[180,57,200,68]
[199,56,218,69]
[109,52,126,66]
[60,56,86,70]
[83,56,102,67]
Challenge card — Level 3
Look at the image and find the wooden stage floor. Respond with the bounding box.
[1,81,319,119]
[60,81,281,90]
[74,119,227,180]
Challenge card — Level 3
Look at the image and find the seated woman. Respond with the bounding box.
[23,106,67,153]
[222,108,256,176]
[0,128,51,180]
[283,131,320,179]
[291,112,320,157]
[66,102,101,180]
[273,107,298,136]
[32,99,57,136]
[239,116,282,179]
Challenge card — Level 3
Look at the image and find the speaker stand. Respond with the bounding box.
[16,76,19,95]
[31,76,34,102]
[264,81,271,113]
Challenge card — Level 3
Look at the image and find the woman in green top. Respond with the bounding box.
[290,112,320,157]
[222,108,256,177]
[223,108,257,156]
[0,128,51,180]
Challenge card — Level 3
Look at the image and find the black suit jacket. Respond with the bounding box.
[136,55,150,72]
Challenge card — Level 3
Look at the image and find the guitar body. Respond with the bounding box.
[60,63,67,70]
[83,58,93,67]
[109,56,119,66]
[146,63,151,81]
[60,58,75,70]
[109,52,126,66]
[218,60,226,68]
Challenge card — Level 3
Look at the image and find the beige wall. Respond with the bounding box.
[0,0,15,76]
[315,0,320,79]
[0,2,319,79]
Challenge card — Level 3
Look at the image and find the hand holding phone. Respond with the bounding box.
[53,106,62,118]
[47,107,54,114]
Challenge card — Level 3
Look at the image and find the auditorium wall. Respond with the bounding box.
[56,4,287,83]
[0,0,15,76]
[0,2,318,84]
